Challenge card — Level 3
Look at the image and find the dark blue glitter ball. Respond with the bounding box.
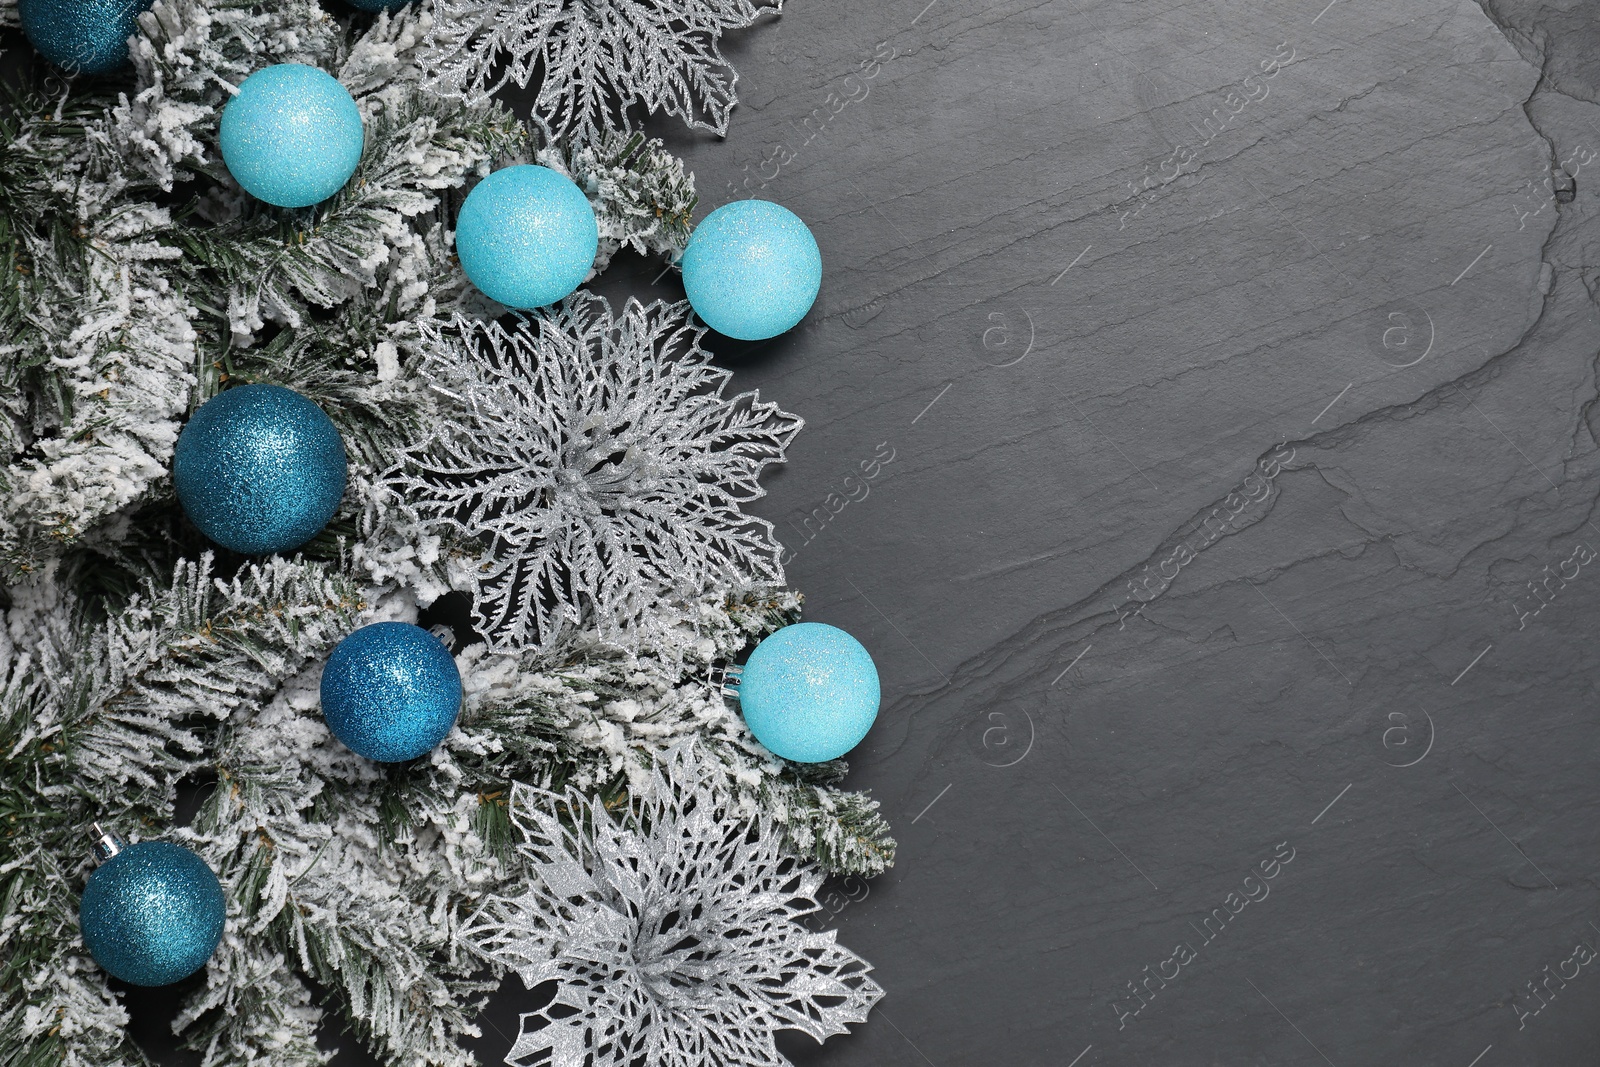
[18,0,152,75]
[173,384,347,556]
[321,622,462,762]
[341,0,412,11]
[79,841,225,987]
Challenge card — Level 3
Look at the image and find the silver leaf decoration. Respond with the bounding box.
[463,743,883,1067]
[420,0,784,140]
[390,293,801,652]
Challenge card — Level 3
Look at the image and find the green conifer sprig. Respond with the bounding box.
[0,555,366,1067]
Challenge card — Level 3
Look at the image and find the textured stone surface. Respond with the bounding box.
[109,0,1600,1063]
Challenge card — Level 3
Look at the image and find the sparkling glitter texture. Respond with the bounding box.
[219,64,365,209]
[79,841,226,987]
[341,0,411,10]
[462,742,883,1067]
[389,297,801,652]
[738,622,879,763]
[173,384,348,556]
[419,0,781,143]
[681,199,821,341]
[18,0,151,74]
[320,622,462,762]
[454,165,599,309]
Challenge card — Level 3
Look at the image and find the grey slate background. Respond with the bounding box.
[93,0,1600,1063]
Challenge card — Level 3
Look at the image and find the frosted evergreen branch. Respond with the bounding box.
[1,555,368,1067]
[178,754,499,1067]
[0,85,195,580]
[443,589,896,876]
[534,128,698,275]
[175,92,525,346]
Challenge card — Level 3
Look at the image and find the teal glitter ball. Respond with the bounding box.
[219,64,364,209]
[173,384,348,556]
[320,622,462,762]
[79,841,225,987]
[681,199,822,341]
[738,622,879,763]
[455,165,598,309]
[18,0,151,74]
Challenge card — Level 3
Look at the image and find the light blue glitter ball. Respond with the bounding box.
[455,165,599,309]
[320,622,462,762]
[738,622,879,763]
[681,199,822,341]
[219,64,364,209]
[79,841,226,987]
[18,0,151,74]
[173,384,348,556]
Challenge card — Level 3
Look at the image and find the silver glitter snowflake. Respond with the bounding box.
[419,0,782,140]
[392,294,801,652]
[462,744,883,1067]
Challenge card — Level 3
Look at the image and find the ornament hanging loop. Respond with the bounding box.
[88,823,126,863]
[717,663,743,703]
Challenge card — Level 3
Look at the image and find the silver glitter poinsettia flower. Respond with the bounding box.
[391,294,801,652]
[462,744,883,1067]
[420,0,783,140]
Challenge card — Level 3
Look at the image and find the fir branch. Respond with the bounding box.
[177,645,500,1067]
[1,555,367,1067]
[175,90,525,346]
[0,83,195,580]
[439,589,896,877]
[534,127,698,275]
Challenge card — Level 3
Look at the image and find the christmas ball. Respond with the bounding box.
[219,64,364,209]
[79,841,226,987]
[19,0,151,74]
[342,0,410,10]
[173,384,348,556]
[455,165,598,309]
[738,622,879,763]
[320,622,462,762]
[681,199,821,341]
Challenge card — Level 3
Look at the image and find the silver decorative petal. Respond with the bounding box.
[391,293,802,652]
[420,0,783,140]
[463,744,883,1067]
